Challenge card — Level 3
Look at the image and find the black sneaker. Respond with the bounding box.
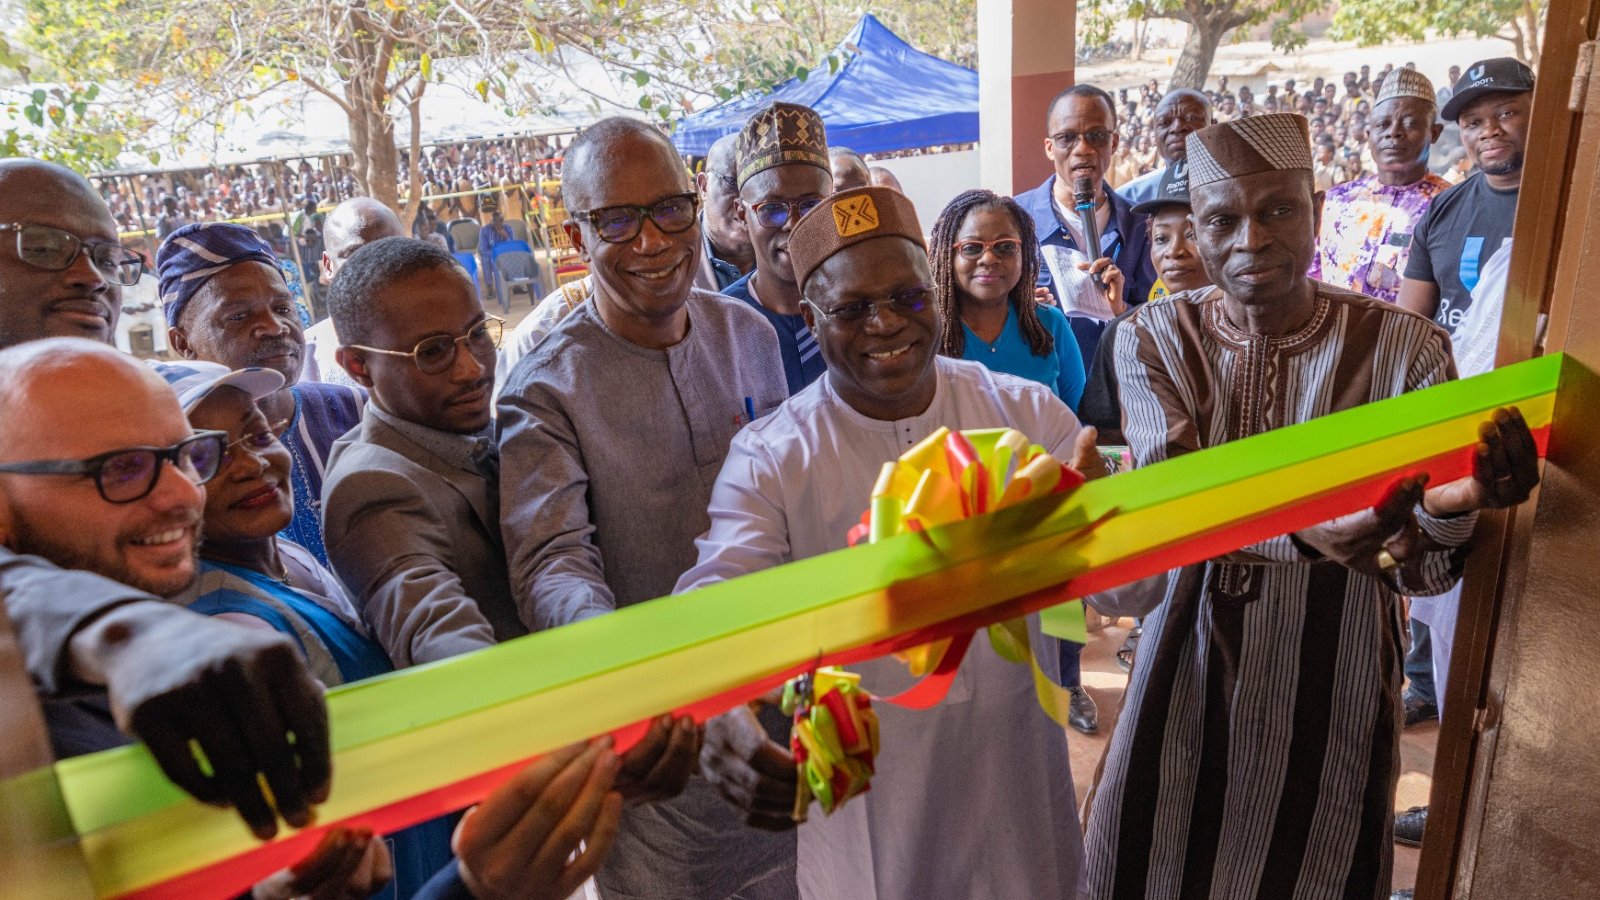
[1394,805,1428,847]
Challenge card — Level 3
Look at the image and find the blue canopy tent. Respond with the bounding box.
[672,14,978,157]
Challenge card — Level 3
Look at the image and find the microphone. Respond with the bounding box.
[1072,174,1105,288]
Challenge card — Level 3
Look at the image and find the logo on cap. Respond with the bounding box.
[1470,65,1486,81]
[833,195,880,237]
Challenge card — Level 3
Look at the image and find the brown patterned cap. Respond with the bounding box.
[736,101,830,189]
[788,186,926,289]
[1374,68,1436,108]
[1185,113,1312,189]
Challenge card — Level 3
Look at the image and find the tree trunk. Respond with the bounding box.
[1504,17,1528,68]
[1169,19,1227,91]
[1132,18,1146,62]
[401,79,426,230]
[1522,0,1542,67]
[364,104,401,214]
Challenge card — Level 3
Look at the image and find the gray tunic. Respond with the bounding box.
[497,289,794,900]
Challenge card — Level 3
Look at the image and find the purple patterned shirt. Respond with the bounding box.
[1310,173,1450,303]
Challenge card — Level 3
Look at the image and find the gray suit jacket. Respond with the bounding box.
[322,408,523,668]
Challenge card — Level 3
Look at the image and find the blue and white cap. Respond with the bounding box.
[153,360,285,412]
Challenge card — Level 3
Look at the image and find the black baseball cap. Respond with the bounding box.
[1132,160,1191,215]
[1441,57,1535,122]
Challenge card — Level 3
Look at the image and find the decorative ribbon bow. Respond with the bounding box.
[846,426,1088,722]
[781,667,880,820]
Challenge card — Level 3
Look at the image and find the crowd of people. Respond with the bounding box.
[0,49,1544,900]
[93,137,563,244]
[1107,62,1475,194]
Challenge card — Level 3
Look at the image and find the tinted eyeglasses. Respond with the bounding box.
[573,193,700,244]
[1049,130,1115,150]
[0,431,227,503]
[806,286,932,324]
[748,197,824,230]
[345,316,504,375]
[952,239,1024,260]
[221,419,291,469]
[0,223,144,286]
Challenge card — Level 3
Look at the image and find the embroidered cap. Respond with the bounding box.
[1374,68,1437,108]
[1440,57,1534,122]
[735,101,830,190]
[788,186,926,290]
[1185,114,1312,190]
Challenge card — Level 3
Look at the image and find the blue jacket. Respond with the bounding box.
[1013,175,1157,369]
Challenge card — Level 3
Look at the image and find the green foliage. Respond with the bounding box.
[1329,0,1545,65]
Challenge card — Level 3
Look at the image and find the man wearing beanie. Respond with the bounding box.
[159,222,366,565]
[684,186,1105,899]
[1312,68,1450,304]
[722,101,834,394]
[1082,114,1541,899]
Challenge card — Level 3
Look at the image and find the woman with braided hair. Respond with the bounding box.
[930,189,1119,412]
[929,189,1120,734]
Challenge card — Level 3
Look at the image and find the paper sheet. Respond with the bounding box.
[1041,243,1119,321]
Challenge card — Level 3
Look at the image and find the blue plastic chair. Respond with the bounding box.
[453,252,481,294]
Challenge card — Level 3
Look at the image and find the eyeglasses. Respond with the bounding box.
[748,197,824,230]
[0,223,144,286]
[1049,130,1115,150]
[0,431,227,504]
[952,239,1024,260]
[345,316,504,375]
[572,193,700,244]
[806,286,932,324]
[220,419,291,469]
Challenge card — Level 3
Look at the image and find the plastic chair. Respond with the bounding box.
[447,217,481,253]
[490,239,533,261]
[452,252,481,295]
[494,250,542,311]
[506,219,530,243]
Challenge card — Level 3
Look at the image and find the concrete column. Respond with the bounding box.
[978,0,1076,195]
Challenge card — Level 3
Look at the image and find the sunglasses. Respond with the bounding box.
[345,316,505,376]
[572,193,700,244]
[0,431,227,504]
[1,223,144,286]
[952,239,1024,260]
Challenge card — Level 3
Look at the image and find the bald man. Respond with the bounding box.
[0,338,332,840]
[828,147,871,192]
[0,159,141,348]
[1117,89,1213,206]
[497,117,793,899]
[698,133,755,284]
[302,197,408,386]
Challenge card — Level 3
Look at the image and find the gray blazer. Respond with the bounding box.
[322,408,523,668]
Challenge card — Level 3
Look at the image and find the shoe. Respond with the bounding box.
[1394,805,1428,847]
[1067,686,1099,734]
[1391,890,1414,900]
[1403,690,1439,727]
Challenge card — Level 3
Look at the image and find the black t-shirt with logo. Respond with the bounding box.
[1404,172,1519,343]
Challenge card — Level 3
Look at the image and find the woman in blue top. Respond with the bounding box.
[163,362,452,900]
[930,189,1115,412]
[929,189,1122,736]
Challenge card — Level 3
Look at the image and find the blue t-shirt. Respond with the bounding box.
[957,302,1087,411]
[722,272,826,395]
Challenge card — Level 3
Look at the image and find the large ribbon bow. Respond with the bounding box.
[846,426,1088,721]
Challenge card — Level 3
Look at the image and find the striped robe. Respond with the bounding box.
[1084,284,1477,900]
